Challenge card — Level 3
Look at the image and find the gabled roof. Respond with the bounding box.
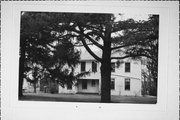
[77,46,141,62]
[77,46,102,61]
[78,47,125,61]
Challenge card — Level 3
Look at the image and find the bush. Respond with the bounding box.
[50,86,58,94]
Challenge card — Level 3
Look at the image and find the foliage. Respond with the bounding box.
[20,12,159,101]
[124,15,159,96]
[46,13,159,101]
[49,85,58,94]
[19,12,81,94]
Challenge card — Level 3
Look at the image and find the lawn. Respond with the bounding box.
[19,93,157,104]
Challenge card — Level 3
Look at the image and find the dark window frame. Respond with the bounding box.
[81,61,86,72]
[111,62,115,72]
[111,78,115,90]
[92,61,97,72]
[125,78,130,90]
[125,62,130,72]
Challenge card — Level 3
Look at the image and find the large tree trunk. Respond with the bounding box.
[100,60,111,102]
[100,37,111,103]
[100,21,112,103]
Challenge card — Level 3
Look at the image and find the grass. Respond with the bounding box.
[19,93,157,104]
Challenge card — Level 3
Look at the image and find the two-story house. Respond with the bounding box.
[58,47,142,96]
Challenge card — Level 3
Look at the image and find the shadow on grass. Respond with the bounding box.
[19,93,157,104]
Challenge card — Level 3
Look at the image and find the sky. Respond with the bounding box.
[114,13,149,21]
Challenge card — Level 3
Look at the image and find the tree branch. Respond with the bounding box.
[85,24,105,38]
[80,37,102,62]
[111,54,156,62]
[86,24,104,33]
[86,31,105,40]
[82,33,103,49]
[74,43,93,47]
[111,44,135,51]
[68,26,103,50]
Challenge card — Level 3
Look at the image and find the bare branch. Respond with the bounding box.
[81,37,102,62]
[74,43,93,47]
[111,55,132,60]
[86,24,104,33]
[82,33,103,49]
[69,26,103,50]
[86,31,105,40]
[111,44,134,51]
[111,54,156,62]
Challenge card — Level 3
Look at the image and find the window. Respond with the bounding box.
[111,63,115,72]
[92,61,97,72]
[82,80,87,89]
[67,83,72,90]
[125,62,130,72]
[111,78,115,90]
[125,78,130,90]
[91,80,96,87]
[81,62,86,72]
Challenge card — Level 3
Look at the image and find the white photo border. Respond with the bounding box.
[1,1,179,120]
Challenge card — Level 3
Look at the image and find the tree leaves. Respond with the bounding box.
[20,12,159,97]
[20,12,81,87]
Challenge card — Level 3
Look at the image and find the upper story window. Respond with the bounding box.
[125,62,130,72]
[125,78,130,90]
[111,62,115,72]
[92,61,97,72]
[111,78,115,90]
[81,62,86,72]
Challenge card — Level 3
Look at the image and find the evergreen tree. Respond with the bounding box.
[19,12,81,97]
[19,12,158,102]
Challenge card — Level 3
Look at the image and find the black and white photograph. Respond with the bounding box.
[19,12,158,104]
[2,1,179,120]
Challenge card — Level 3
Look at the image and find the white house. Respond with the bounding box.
[59,47,142,96]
